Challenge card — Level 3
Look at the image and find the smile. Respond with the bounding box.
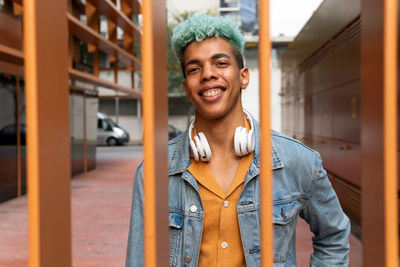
[201,88,225,97]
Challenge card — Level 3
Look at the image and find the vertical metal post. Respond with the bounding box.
[16,76,21,197]
[121,0,135,90]
[258,0,273,266]
[141,0,169,265]
[83,93,87,172]
[361,0,398,266]
[137,99,141,118]
[24,0,72,266]
[115,93,119,124]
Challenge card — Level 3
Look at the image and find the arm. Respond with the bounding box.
[300,154,350,266]
[126,163,145,267]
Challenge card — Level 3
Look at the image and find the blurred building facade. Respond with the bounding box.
[0,0,142,202]
[281,0,363,224]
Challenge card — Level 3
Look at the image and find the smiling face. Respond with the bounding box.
[182,37,249,121]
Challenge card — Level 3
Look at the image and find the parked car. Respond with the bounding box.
[0,124,26,145]
[168,124,182,140]
[97,113,129,146]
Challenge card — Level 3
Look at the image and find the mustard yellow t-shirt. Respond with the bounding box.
[188,120,253,267]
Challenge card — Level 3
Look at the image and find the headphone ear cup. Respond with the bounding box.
[247,129,255,153]
[194,135,206,160]
[234,127,242,156]
[189,139,200,161]
[197,132,212,161]
[188,120,201,161]
[239,127,248,155]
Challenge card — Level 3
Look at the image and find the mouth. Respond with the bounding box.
[199,86,226,97]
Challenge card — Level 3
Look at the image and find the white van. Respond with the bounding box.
[97,112,130,145]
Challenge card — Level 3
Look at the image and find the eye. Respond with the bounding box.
[216,61,229,67]
[186,66,199,75]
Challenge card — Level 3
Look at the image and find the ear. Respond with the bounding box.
[183,80,188,95]
[239,67,250,90]
[182,80,192,101]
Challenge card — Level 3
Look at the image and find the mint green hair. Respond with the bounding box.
[171,14,245,61]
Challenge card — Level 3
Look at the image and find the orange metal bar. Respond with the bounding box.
[24,0,72,266]
[13,3,23,16]
[0,44,24,65]
[85,3,100,174]
[121,0,135,88]
[0,61,24,76]
[85,2,100,53]
[141,0,169,266]
[108,0,117,63]
[382,3,399,264]
[258,0,273,266]
[86,0,141,43]
[69,68,141,96]
[67,13,141,70]
[361,0,398,266]
[122,0,141,15]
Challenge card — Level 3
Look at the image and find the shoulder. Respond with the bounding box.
[271,130,321,168]
[167,130,191,173]
[167,130,186,160]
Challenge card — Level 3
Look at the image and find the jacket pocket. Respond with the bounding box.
[273,199,299,263]
[169,212,183,267]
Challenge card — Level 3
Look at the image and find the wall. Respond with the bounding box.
[281,0,362,223]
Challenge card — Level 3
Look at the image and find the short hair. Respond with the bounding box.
[171,14,245,77]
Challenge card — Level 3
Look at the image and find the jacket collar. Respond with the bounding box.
[167,114,284,175]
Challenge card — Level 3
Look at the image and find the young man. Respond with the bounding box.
[126,14,350,266]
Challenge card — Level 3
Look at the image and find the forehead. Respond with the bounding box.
[183,37,234,63]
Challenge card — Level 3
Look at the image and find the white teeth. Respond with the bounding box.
[203,89,223,97]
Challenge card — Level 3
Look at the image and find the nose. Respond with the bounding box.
[201,63,216,81]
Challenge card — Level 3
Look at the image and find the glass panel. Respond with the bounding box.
[241,0,258,34]
[220,0,240,8]
[0,74,18,202]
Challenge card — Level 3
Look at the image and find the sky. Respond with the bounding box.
[166,0,324,38]
[270,0,323,37]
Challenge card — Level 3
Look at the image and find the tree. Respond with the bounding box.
[167,11,196,94]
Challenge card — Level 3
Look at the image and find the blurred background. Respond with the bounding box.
[0,0,392,266]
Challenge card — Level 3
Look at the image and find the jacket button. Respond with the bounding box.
[190,205,197,213]
[184,255,192,263]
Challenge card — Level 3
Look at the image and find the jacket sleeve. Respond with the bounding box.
[126,162,145,267]
[300,153,351,267]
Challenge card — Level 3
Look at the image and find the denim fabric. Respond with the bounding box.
[126,116,350,267]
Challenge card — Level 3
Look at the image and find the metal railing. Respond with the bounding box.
[0,0,395,265]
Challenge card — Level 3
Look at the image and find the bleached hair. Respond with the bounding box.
[171,14,245,62]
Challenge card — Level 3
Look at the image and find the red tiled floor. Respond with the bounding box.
[71,158,141,267]
[0,157,362,266]
[0,158,140,267]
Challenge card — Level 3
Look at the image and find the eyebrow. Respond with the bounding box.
[184,53,232,69]
[211,53,231,60]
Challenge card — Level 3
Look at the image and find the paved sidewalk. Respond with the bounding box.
[0,158,140,267]
[0,157,362,266]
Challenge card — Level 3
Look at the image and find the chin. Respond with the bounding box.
[196,108,229,121]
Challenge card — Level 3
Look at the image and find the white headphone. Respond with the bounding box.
[188,110,255,161]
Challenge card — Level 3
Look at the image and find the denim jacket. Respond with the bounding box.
[126,117,350,267]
